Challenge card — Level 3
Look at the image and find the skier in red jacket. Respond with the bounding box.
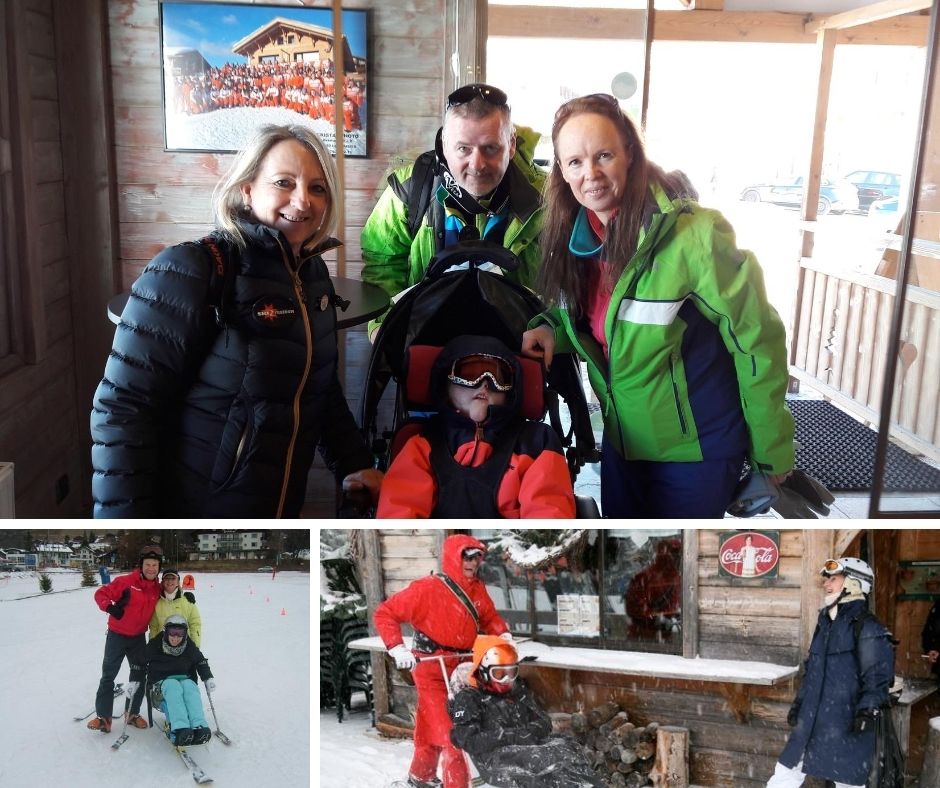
[374,534,512,788]
[87,545,162,733]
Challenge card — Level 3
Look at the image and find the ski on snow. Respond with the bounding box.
[212,729,232,746]
[110,731,130,751]
[73,684,125,721]
[176,746,213,784]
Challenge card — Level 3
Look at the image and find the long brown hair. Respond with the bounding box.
[537,94,683,312]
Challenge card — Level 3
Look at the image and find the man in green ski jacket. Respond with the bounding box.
[360,83,545,339]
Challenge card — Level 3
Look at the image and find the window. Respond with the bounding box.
[471,529,683,654]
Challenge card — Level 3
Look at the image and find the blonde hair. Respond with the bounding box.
[212,124,340,252]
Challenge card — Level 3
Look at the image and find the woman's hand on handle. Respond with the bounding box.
[521,325,556,371]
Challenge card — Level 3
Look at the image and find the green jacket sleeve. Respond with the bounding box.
[687,208,795,474]
[360,177,415,299]
[527,308,577,354]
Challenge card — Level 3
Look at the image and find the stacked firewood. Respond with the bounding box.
[562,701,657,787]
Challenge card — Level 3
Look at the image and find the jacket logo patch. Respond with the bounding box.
[252,296,297,327]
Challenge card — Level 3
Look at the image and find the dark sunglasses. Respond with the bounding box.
[462,548,484,560]
[554,92,621,122]
[448,354,514,391]
[447,83,509,111]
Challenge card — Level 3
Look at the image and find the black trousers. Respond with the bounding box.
[95,629,146,718]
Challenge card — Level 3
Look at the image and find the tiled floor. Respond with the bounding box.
[304,328,940,520]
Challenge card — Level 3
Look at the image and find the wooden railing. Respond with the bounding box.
[789,258,940,463]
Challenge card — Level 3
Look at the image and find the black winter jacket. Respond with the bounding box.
[130,635,213,686]
[450,680,552,756]
[922,600,940,677]
[90,221,373,517]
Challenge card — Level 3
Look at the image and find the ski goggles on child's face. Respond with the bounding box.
[166,626,187,638]
[489,665,519,683]
[447,354,514,391]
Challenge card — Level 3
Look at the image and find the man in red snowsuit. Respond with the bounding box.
[374,534,511,788]
[625,537,681,639]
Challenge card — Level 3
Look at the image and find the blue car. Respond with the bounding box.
[740,175,858,215]
[842,170,902,211]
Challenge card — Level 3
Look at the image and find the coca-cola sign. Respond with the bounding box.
[718,531,780,579]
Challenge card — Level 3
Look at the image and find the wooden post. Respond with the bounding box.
[358,529,388,717]
[650,726,689,788]
[920,717,940,788]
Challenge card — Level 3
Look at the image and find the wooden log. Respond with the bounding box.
[589,700,622,728]
[549,712,573,734]
[571,711,588,734]
[612,721,638,747]
[636,740,656,760]
[650,725,690,788]
[920,717,940,788]
[600,710,631,735]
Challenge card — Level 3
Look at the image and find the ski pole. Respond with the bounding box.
[206,687,222,732]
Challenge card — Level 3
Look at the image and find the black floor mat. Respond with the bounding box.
[788,399,940,493]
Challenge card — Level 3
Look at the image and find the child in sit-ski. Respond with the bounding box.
[377,334,575,518]
[127,614,216,746]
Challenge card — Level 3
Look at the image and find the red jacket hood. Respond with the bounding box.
[442,534,488,589]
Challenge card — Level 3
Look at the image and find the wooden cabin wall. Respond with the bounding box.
[893,529,940,677]
[106,0,444,286]
[696,529,804,666]
[0,0,87,517]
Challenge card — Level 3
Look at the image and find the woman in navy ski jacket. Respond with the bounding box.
[90,125,381,518]
[768,558,894,788]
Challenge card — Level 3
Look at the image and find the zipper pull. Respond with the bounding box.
[292,271,306,303]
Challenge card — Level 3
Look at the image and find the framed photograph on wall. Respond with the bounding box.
[159,1,369,157]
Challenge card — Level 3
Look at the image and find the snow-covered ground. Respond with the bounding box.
[0,569,309,788]
[319,707,498,788]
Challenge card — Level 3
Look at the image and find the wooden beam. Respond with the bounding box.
[487,7,928,46]
[806,0,932,34]
[800,530,832,658]
[682,529,699,660]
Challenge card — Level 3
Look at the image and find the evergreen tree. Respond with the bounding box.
[39,572,52,593]
[81,564,97,587]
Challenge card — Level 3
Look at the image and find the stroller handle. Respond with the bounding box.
[424,240,521,280]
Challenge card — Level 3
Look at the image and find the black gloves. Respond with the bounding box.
[787,702,801,727]
[853,707,880,733]
[771,470,835,519]
[108,588,131,620]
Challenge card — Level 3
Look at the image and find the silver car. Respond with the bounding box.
[740,175,859,215]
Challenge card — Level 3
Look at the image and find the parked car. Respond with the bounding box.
[867,195,903,232]
[842,169,902,211]
[257,565,274,572]
[739,175,858,215]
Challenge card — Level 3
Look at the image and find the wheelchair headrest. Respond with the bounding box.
[405,344,545,420]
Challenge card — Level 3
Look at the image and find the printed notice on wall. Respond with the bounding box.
[557,594,600,637]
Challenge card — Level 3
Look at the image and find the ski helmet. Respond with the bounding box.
[164,613,188,641]
[820,557,874,594]
[161,568,180,581]
[470,635,518,694]
[139,544,164,569]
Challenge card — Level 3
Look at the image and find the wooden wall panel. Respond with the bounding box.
[0,0,85,517]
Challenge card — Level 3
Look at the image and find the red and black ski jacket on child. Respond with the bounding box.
[376,335,575,518]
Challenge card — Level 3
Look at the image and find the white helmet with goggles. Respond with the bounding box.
[820,557,874,594]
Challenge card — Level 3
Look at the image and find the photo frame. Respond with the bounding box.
[159,1,369,157]
[898,560,940,600]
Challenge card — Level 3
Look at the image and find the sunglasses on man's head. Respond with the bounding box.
[447,84,509,111]
[462,548,484,561]
[448,354,514,391]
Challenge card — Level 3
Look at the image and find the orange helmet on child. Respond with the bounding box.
[469,635,519,695]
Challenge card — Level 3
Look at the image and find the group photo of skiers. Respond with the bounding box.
[320,528,940,788]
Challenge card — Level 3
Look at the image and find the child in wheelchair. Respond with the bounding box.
[376,334,576,518]
[127,613,216,746]
[449,636,603,788]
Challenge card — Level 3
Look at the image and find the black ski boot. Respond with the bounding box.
[407,777,442,788]
[191,726,211,745]
[173,727,194,746]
